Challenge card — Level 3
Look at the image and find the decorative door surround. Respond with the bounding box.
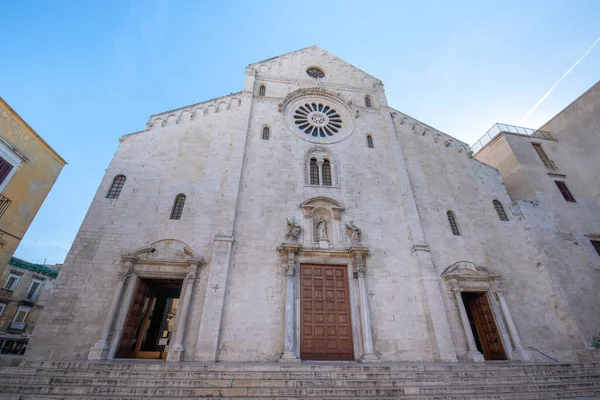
[88,239,205,362]
[278,197,378,362]
[442,261,533,362]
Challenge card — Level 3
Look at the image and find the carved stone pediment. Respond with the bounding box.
[123,239,204,266]
[441,261,500,281]
[441,261,500,297]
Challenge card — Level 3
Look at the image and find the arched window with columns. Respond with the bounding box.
[365,96,372,108]
[259,85,266,96]
[304,146,340,187]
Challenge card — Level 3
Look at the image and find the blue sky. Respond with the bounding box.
[1,0,599,264]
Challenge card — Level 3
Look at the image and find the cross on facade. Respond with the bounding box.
[368,291,374,298]
[212,284,220,292]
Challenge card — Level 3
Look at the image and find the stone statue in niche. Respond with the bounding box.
[285,216,302,242]
[316,217,328,241]
[345,221,362,244]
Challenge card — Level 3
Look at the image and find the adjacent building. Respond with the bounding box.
[0,257,58,354]
[0,97,67,276]
[25,47,600,364]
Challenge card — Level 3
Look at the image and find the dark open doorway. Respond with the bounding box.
[116,278,182,359]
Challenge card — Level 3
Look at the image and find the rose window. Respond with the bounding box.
[293,103,342,137]
[306,68,325,79]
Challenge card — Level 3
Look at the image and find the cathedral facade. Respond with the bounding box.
[26,47,600,364]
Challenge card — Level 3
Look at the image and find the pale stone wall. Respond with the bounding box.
[540,81,600,197]
[476,130,600,356]
[25,46,597,363]
[27,93,251,360]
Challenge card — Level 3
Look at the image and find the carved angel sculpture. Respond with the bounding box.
[285,217,302,242]
[345,220,362,244]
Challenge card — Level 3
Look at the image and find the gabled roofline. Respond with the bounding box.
[248,45,382,83]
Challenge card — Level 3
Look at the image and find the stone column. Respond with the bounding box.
[496,289,533,361]
[167,262,199,361]
[279,247,300,362]
[317,160,323,186]
[332,208,342,249]
[302,207,314,247]
[453,288,484,362]
[88,259,134,360]
[353,251,378,362]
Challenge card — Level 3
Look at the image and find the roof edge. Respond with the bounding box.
[0,97,67,166]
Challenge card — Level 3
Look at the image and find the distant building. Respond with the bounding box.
[0,257,58,355]
[0,97,66,276]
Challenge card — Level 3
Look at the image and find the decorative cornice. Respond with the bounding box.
[145,93,243,130]
[257,77,380,95]
[389,109,471,157]
[281,87,355,116]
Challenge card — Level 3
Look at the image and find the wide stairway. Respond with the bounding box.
[0,360,599,399]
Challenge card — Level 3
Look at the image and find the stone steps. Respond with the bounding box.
[1,373,600,388]
[0,361,598,399]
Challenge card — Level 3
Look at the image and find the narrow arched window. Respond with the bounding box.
[309,158,319,185]
[447,211,460,236]
[262,126,270,140]
[367,135,374,148]
[170,194,186,220]
[365,96,372,108]
[322,160,332,186]
[493,200,508,221]
[106,175,126,199]
[259,85,266,96]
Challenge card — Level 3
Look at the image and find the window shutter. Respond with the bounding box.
[0,157,14,186]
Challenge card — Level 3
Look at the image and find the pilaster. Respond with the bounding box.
[194,235,234,361]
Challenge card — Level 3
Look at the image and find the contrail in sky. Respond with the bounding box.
[520,35,600,124]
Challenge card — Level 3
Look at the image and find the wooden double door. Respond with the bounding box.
[462,292,507,360]
[300,264,354,361]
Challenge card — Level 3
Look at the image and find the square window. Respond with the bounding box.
[25,279,44,301]
[554,181,576,202]
[3,273,21,291]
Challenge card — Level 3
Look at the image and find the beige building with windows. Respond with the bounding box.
[0,257,58,356]
[0,97,67,276]
[24,47,600,366]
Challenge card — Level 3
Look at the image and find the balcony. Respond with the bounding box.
[0,193,10,219]
[472,123,555,154]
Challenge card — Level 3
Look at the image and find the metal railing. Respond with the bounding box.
[0,193,11,219]
[471,123,555,154]
[528,346,559,362]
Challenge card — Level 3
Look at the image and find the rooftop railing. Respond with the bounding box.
[471,123,555,154]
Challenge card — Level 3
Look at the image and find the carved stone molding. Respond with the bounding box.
[304,146,341,187]
[441,261,501,297]
[277,244,300,276]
